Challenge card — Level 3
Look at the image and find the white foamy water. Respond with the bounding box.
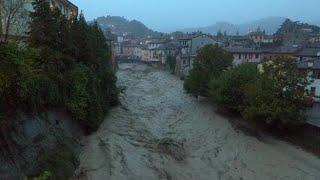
[76,63,320,180]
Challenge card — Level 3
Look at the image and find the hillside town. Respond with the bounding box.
[2,0,320,179]
[107,21,320,107]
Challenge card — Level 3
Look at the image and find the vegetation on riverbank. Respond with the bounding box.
[184,44,309,127]
[0,0,119,133]
[0,0,119,178]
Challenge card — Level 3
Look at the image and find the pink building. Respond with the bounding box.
[225,47,266,65]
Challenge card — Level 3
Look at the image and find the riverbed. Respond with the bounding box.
[76,63,320,180]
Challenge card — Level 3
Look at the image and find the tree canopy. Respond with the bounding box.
[184,44,233,97]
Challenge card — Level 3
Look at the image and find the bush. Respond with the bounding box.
[66,65,119,132]
[19,74,61,112]
[184,44,233,97]
[65,65,91,128]
[209,63,258,112]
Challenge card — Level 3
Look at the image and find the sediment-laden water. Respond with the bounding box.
[76,63,320,180]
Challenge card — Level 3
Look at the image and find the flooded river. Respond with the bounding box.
[76,63,320,180]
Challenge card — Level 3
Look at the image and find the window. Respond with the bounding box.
[238,54,242,59]
[255,54,259,58]
[249,54,252,59]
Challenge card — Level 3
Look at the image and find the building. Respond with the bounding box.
[248,31,274,44]
[228,35,252,47]
[225,47,266,65]
[297,59,320,98]
[176,34,221,76]
[49,0,78,19]
[178,34,220,55]
[296,46,320,62]
[0,0,78,40]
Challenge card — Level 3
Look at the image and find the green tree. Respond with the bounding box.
[29,0,58,49]
[209,62,258,112]
[242,57,308,127]
[184,44,233,97]
[70,13,93,64]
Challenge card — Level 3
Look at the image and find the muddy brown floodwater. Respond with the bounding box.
[75,63,320,180]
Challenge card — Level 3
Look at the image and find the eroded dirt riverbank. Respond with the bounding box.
[76,63,320,180]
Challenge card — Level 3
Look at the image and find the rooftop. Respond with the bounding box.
[296,47,320,57]
[224,47,265,53]
[297,59,320,69]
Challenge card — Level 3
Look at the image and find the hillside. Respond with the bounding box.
[182,17,287,35]
[94,16,161,38]
[276,19,320,45]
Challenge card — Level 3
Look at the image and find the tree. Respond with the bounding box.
[209,63,258,112]
[29,0,57,48]
[242,57,309,127]
[0,0,28,43]
[184,44,233,97]
[70,12,93,64]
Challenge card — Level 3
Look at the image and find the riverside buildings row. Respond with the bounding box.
[110,30,320,100]
[111,31,320,72]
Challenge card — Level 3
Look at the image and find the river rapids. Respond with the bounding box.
[75,63,320,180]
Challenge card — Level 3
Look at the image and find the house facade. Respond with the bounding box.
[176,34,220,76]
[0,0,78,39]
[248,31,274,44]
[225,47,266,65]
[297,59,320,98]
[49,0,78,19]
[296,46,320,62]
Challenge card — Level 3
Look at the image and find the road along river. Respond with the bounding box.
[75,63,320,180]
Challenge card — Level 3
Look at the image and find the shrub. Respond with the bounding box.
[18,74,61,112]
[209,62,258,112]
[65,65,91,128]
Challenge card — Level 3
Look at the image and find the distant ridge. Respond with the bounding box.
[94,16,161,38]
[181,17,287,35]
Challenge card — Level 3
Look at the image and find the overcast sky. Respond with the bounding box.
[70,0,320,32]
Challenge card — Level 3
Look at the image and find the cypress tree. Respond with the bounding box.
[28,0,54,48]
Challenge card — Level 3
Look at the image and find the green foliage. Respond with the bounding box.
[242,57,308,126]
[276,18,320,45]
[209,63,258,112]
[0,2,119,179]
[37,145,77,180]
[32,171,52,180]
[184,44,233,97]
[66,65,91,128]
[0,1,119,132]
[19,74,61,112]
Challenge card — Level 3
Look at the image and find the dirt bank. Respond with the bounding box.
[76,63,320,180]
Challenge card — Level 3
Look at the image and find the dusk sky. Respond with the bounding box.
[70,0,320,32]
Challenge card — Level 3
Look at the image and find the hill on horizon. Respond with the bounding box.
[94,16,162,38]
[181,17,288,35]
